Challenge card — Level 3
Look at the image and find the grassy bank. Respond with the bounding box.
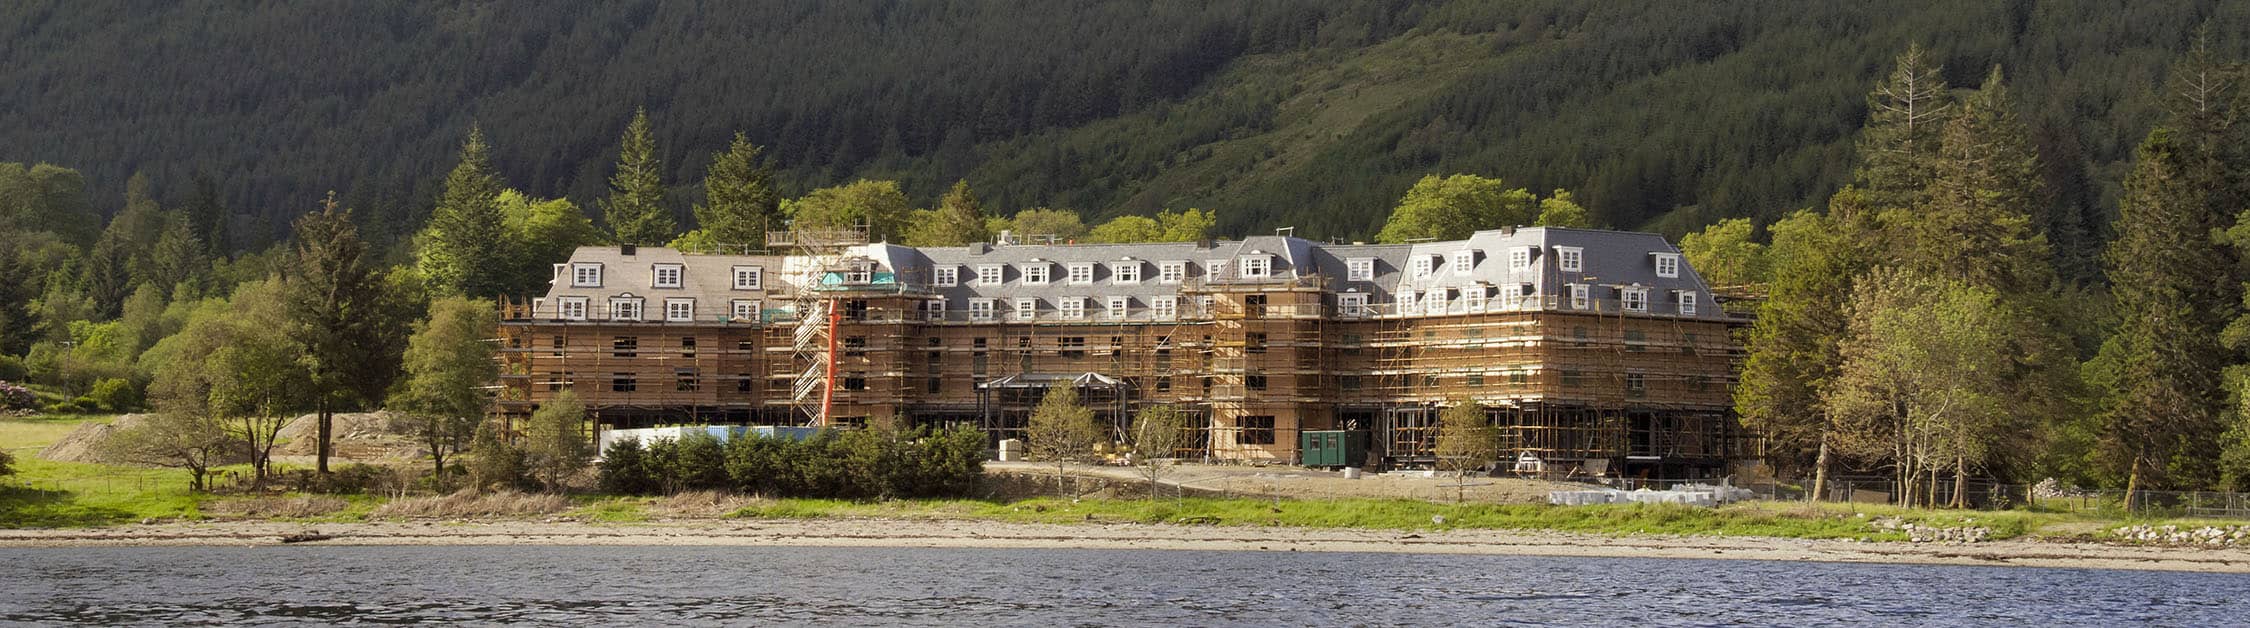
[0,415,2228,541]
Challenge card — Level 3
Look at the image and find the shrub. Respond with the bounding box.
[0,356,27,382]
[0,380,33,411]
[466,423,534,492]
[598,438,657,495]
[600,426,987,499]
[86,378,142,412]
[0,450,14,478]
[673,433,731,491]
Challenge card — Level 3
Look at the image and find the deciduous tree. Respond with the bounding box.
[1376,174,1535,243]
[789,179,912,241]
[1128,403,1187,495]
[388,296,499,483]
[1026,385,1101,495]
[904,180,992,247]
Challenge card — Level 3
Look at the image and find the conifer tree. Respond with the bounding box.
[1736,197,1870,498]
[1909,66,2053,294]
[2103,129,2232,497]
[904,180,992,247]
[420,127,511,297]
[602,107,674,245]
[285,193,402,474]
[1855,44,1952,213]
[691,131,779,248]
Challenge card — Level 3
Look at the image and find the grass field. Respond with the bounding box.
[1,414,205,527]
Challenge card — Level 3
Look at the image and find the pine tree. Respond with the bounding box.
[602,107,674,245]
[285,193,401,474]
[904,180,992,247]
[1855,44,1952,213]
[1909,66,2053,295]
[144,216,207,298]
[420,127,512,297]
[2103,129,2232,497]
[691,131,779,248]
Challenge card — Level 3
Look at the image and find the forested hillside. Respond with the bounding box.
[2,0,2246,248]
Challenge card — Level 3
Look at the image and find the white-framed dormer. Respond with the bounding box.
[969,298,997,322]
[730,299,760,322]
[1508,247,1532,271]
[1409,255,1434,279]
[1238,253,1272,279]
[1346,258,1374,282]
[739,265,769,292]
[977,264,1004,286]
[609,294,644,321]
[1556,246,1584,273]
[1067,262,1095,285]
[1678,291,1698,316]
[1022,260,1051,285]
[652,263,684,289]
[1465,284,1488,312]
[1497,283,1521,311]
[1105,296,1129,320]
[934,265,959,287]
[844,260,875,284]
[1621,286,1650,312]
[1158,260,1186,284]
[572,262,604,288]
[1337,292,1369,318]
[1152,295,1178,320]
[1207,258,1230,280]
[927,298,947,322]
[1653,253,1681,278]
[1451,250,1476,274]
[1568,283,1590,310]
[1113,259,1142,284]
[1060,297,1087,320]
[559,296,590,321]
[1395,289,1416,315]
[664,297,695,322]
[1423,289,1448,315]
[1014,297,1038,321]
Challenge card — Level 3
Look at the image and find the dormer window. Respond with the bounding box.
[1465,284,1488,312]
[664,298,695,322]
[1346,258,1374,282]
[1239,255,1272,279]
[1060,297,1087,320]
[1410,256,1433,278]
[1423,290,1447,315]
[1338,292,1369,317]
[969,299,996,322]
[845,261,874,284]
[1621,286,1650,312]
[1569,284,1590,309]
[934,266,958,287]
[559,297,589,320]
[1067,262,1095,285]
[1679,291,1699,316]
[572,263,604,287]
[1207,259,1229,280]
[1452,250,1475,274]
[1023,262,1050,285]
[1114,261,1141,284]
[731,299,761,322]
[609,295,644,321]
[1498,284,1522,310]
[977,264,1004,285]
[926,299,946,322]
[652,264,684,289]
[1015,297,1038,320]
[1158,261,1186,283]
[1508,248,1531,271]
[1654,253,1681,278]
[1106,296,1129,319]
[1396,290,1416,314]
[1153,296,1179,320]
[1556,247,1584,273]
[732,265,763,290]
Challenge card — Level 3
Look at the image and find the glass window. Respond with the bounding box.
[1106,296,1128,319]
[927,299,947,322]
[1569,284,1590,309]
[1338,293,1368,317]
[977,265,1004,285]
[733,265,763,290]
[1067,263,1094,284]
[1158,261,1185,283]
[665,298,694,322]
[1679,291,1699,316]
[572,263,603,287]
[1346,258,1374,281]
[1556,247,1584,273]
[1452,250,1474,273]
[1114,262,1141,284]
[1060,298,1086,320]
[1153,296,1178,320]
[1466,285,1488,311]
[609,298,643,321]
[969,299,996,321]
[1239,255,1271,278]
[559,297,588,320]
[731,300,759,321]
[1207,259,1229,280]
[1240,416,1276,445]
[1410,256,1432,278]
[934,266,958,287]
[653,264,684,288]
[1622,287,1649,312]
[1023,263,1050,285]
[1655,254,1680,278]
[1509,248,1530,271]
[1015,298,1037,321]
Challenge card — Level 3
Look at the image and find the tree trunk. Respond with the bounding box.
[317,398,333,474]
[1810,438,1831,502]
[1952,456,1968,509]
[2125,455,2143,513]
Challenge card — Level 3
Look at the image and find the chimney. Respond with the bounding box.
[621,244,638,256]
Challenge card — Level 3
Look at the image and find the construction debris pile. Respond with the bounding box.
[2110,524,2250,547]
[1547,482,1755,507]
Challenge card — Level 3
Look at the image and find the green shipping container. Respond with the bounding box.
[1300,430,1368,468]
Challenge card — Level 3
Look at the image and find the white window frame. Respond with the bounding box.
[1569,284,1590,310]
[1106,296,1129,319]
[653,264,684,289]
[1338,293,1369,318]
[665,297,695,322]
[732,265,763,290]
[1239,255,1272,279]
[1023,263,1050,285]
[559,297,589,321]
[572,263,604,288]
[1654,253,1681,279]
[969,299,996,322]
[1067,262,1095,285]
[1679,291,1698,316]
[1060,297,1087,320]
[1622,287,1650,313]
[609,297,644,321]
[845,261,874,284]
[1452,250,1475,274]
[1158,261,1185,284]
[731,299,760,322]
[927,298,947,322]
[934,266,958,287]
[1396,290,1416,315]
[1556,247,1584,273]
[1423,290,1447,315]
[1465,285,1488,312]
[1194,295,1214,317]
[977,264,1004,286]
[1207,259,1229,280]
[1498,284,1521,310]
[1152,296,1178,320]
[1410,256,1433,279]
[1346,258,1374,282]
[1014,297,1038,321]
[1508,248,1531,271]
[1113,262,1141,284]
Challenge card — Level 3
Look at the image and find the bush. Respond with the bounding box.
[0,380,33,411]
[598,438,657,495]
[599,426,988,499]
[673,433,731,492]
[0,356,27,382]
[0,450,14,478]
[86,378,141,412]
[466,423,534,492]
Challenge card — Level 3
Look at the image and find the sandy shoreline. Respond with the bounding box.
[3,518,2245,574]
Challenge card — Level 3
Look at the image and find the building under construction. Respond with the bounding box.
[496,226,1749,476]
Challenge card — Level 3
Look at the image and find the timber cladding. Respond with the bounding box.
[498,226,1748,474]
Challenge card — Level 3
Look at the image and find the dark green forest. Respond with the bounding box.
[4,0,2247,251]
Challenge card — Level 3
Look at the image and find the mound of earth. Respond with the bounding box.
[37,414,144,463]
[275,412,423,462]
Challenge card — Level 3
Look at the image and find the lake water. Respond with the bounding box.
[0,546,2243,625]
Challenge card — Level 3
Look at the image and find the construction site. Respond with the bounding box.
[496,225,1749,478]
